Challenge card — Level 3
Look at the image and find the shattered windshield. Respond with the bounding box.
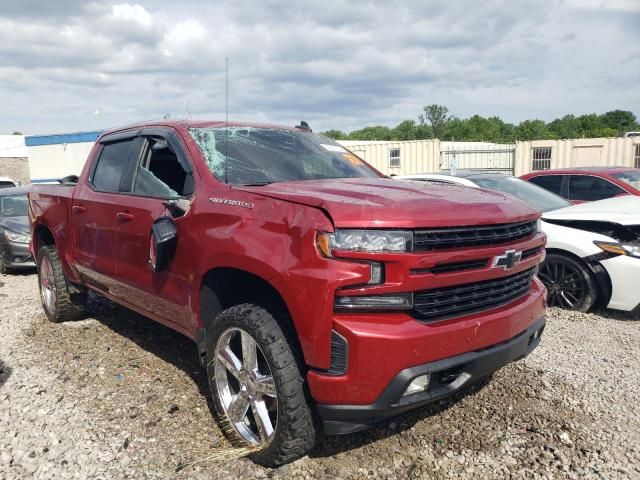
[189,127,380,185]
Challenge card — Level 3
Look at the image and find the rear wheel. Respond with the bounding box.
[538,253,597,312]
[37,245,87,322]
[206,304,317,467]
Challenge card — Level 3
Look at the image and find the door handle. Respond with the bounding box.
[72,205,85,214]
[117,212,135,223]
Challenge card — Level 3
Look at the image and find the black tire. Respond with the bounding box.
[205,304,317,467]
[37,245,87,322]
[0,245,9,274]
[538,253,597,312]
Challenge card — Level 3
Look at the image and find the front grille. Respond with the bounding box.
[413,220,537,251]
[411,258,489,275]
[521,246,542,260]
[412,268,536,322]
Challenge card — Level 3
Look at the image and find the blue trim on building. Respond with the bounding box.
[30,178,63,184]
[25,130,103,147]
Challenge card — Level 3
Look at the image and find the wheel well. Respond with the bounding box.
[198,268,301,360]
[545,248,612,307]
[34,225,55,252]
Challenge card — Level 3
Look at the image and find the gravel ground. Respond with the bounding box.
[1,271,638,479]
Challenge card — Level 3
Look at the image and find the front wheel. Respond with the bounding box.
[0,245,11,274]
[537,253,597,312]
[206,304,317,467]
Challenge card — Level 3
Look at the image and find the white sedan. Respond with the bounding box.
[396,172,640,312]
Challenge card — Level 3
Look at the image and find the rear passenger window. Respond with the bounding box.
[568,175,626,202]
[528,175,564,196]
[91,140,134,192]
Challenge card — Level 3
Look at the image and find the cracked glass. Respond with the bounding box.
[189,127,380,185]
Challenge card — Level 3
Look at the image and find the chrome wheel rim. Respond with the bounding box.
[214,327,278,446]
[40,255,56,314]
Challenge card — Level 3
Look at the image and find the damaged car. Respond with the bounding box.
[397,172,640,312]
[542,196,640,312]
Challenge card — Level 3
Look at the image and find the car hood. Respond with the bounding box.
[0,216,29,234]
[543,196,640,226]
[239,178,539,228]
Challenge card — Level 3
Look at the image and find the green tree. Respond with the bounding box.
[418,104,450,139]
[600,110,638,135]
[392,120,421,140]
[12,131,23,135]
[548,114,579,139]
[515,120,553,141]
[347,126,393,141]
[322,129,348,140]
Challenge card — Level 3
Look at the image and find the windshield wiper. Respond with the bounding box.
[241,182,274,186]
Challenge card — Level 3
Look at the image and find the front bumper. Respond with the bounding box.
[2,240,35,268]
[317,315,546,435]
[600,255,640,311]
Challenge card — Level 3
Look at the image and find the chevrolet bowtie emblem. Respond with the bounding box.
[492,249,522,270]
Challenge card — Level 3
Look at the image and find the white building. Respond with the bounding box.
[25,131,101,183]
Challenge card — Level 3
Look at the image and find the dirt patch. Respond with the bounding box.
[1,272,638,479]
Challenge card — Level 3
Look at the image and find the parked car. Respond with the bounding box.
[397,172,640,312]
[520,167,640,203]
[0,176,17,189]
[29,121,547,466]
[0,186,34,273]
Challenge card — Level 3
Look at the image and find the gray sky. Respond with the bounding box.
[0,0,638,135]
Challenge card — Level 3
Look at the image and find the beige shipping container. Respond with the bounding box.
[514,137,640,176]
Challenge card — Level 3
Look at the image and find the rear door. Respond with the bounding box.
[70,133,141,288]
[110,128,197,331]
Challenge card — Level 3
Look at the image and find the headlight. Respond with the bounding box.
[594,241,640,259]
[5,230,30,244]
[317,230,412,256]
[535,218,542,233]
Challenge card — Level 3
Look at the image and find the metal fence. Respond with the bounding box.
[440,143,516,175]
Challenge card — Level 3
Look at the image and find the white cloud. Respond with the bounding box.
[0,0,637,134]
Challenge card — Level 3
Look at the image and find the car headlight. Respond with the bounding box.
[316,230,412,256]
[5,230,30,244]
[594,241,640,259]
[535,218,542,233]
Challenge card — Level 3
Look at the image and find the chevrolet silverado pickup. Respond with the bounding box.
[28,121,547,466]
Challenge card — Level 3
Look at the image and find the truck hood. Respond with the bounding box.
[239,178,539,228]
[543,196,640,226]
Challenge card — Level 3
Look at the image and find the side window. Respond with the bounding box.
[133,137,193,197]
[568,175,626,202]
[92,139,135,192]
[528,175,564,196]
[389,148,401,168]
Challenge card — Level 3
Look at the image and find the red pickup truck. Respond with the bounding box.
[29,121,547,466]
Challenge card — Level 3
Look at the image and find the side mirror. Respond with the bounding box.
[149,216,177,272]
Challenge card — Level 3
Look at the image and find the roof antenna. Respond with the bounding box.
[183,100,192,120]
[224,57,229,184]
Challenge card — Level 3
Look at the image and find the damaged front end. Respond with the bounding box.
[544,218,640,259]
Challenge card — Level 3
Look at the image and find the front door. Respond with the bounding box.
[111,131,197,332]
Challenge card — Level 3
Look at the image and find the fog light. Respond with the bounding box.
[403,374,431,396]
